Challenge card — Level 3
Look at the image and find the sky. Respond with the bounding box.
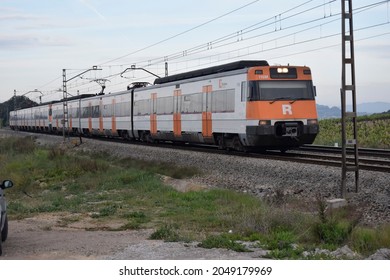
[0,0,389,108]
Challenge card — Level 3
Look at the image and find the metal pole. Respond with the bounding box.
[62,66,101,142]
[13,89,16,111]
[340,88,347,197]
[62,69,68,141]
[13,90,17,127]
[340,0,359,197]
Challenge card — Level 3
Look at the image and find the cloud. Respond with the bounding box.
[0,14,38,21]
[0,35,71,50]
[0,8,88,31]
[357,40,390,60]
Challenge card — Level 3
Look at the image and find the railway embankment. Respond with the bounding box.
[6,128,388,226]
[1,129,389,259]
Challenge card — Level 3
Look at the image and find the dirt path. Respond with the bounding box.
[1,214,267,260]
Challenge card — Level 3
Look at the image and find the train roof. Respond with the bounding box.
[36,94,97,106]
[154,60,269,85]
[62,94,97,102]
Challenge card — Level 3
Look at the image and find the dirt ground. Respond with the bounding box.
[1,213,267,260]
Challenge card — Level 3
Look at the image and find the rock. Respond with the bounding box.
[366,248,390,260]
[302,246,362,259]
[331,245,360,259]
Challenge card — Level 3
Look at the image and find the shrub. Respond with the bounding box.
[149,224,181,242]
[313,220,350,246]
[199,234,250,252]
[0,136,36,155]
[350,225,390,256]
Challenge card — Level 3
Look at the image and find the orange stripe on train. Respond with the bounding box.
[173,90,182,137]
[246,100,317,120]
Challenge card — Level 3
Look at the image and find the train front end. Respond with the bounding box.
[244,65,319,151]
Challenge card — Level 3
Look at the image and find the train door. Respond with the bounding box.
[49,104,53,132]
[78,99,82,133]
[240,81,248,119]
[202,85,212,140]
[173,90,182,138]
[150,93,157,136]
[69,104,73,131]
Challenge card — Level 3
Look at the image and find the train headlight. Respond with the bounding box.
[277,67,289,73]
[308,119,318,125]
[259,120,271,126]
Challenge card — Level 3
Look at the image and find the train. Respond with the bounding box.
[9,60,319,151]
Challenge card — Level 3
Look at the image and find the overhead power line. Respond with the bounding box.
[99,0,262,65]
[35,0,390,98]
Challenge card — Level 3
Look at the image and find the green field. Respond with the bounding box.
[314,113,390,149]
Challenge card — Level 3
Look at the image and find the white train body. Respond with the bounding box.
[10,61,319,151]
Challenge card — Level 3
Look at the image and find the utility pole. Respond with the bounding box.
[340,0,359,198]
[13,89,16,111]
[62,66,101,141]
[13,90,17,126]
[62,69,68,141]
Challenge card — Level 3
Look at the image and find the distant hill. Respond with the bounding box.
[347,102,390,114]
[316,104,341,119]
[317,102,390,119]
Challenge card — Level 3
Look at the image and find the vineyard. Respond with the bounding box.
[314,112,390,149]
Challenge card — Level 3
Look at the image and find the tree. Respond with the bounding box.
[0,96,38,127]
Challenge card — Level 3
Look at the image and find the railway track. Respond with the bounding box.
[225,149,390,173]
[298,144,390,159]
[124,140,390,173]
[274,150,390,173]
[5,129,390,173]
[133,140,390,173]
[291,144,390,172]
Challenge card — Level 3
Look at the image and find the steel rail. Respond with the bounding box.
[298,144,390,158]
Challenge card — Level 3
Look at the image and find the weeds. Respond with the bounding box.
[312,196,361,248]
[93,205,118,218]
[198,234,251,252]
[350,225,390,256]
[0,136,36,155]
[150,224,181,242]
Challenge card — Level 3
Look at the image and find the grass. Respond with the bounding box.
[1,136,390,259]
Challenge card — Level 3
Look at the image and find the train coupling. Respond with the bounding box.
[275,122,300,137]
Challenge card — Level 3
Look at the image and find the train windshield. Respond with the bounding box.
[248,80,315,101]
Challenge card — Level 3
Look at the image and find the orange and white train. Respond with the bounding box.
[9,60,319,151]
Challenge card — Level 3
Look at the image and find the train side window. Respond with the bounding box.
[82,107,91,118]
[212,89,235,113]
[102,104,112,117]
[241,82,247,102]
[156,96,173,115]
[91,105,100,118]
